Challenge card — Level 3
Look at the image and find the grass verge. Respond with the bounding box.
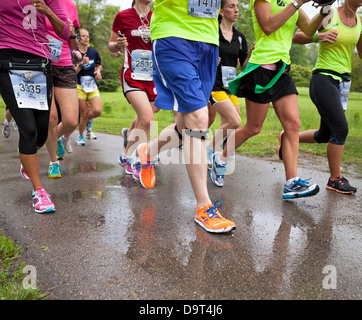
[0,232,45,300]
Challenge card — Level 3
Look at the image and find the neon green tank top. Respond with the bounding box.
[249,0,299,65]
[314,7,362,80]
[150,0,220,46]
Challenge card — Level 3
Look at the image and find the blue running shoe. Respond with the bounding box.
[76,135,86,146]
[283,178,319,199]
[48,161,66,179]
[56,137,65,159]
[210,152,227,187]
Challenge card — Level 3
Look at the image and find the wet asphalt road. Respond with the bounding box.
[0,130,361,300]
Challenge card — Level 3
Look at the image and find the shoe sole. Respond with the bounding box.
[34,207,56,214]
[326,185,356,194]
[194,218,236,233]
[48,175,62,179]
[283,185,320,199]
[33,203,56,213]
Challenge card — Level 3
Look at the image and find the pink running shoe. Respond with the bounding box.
[33,188,56,213]
[20,164,30,181]
[118,153,133,175]
[132,160,141,181]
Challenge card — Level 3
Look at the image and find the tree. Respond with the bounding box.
[289,64,311,87]
[351,53,362,92]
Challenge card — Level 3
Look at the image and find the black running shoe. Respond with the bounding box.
[326,176,357,194]
[278,131,284,160]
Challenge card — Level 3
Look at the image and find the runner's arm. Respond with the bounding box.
[254,0,310,36]
[293,29,338,44]
[31,0,69,40]
[357,16,362,59]
[108,31,127,57]
[296,8,325,37]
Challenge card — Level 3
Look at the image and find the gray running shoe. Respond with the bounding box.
[209,152,227,187]
[2,117,11,138]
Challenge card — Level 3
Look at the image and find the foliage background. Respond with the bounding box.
[76,0,362,91]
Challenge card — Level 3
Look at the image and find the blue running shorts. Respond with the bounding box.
[152,37,218,113]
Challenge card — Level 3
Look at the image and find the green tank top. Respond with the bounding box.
[314,7,362,80]
[249,0,299,65]
[150,0,220,46]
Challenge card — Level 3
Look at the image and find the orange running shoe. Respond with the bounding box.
[195,201,235,233]
[137,143,156,189]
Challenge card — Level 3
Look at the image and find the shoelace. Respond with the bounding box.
[293,178,311,187]
[51,163,66,174]
[35,189,52,204]
[142,160,156,170]
[205,200,222,219]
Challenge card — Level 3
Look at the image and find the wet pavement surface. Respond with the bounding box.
[0,130,361,300]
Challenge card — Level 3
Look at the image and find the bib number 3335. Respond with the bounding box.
[9,70,48,111]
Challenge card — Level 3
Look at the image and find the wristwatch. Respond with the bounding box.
[292,0,300,9]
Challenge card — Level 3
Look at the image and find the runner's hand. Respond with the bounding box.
[318,30,338,43]
[82,54,89,65]
[68,19,76,38]
[30,0,51,15]
[116,31,128,50]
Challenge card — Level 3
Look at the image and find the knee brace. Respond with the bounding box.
[184,127,209,140]
[174,124,183,141]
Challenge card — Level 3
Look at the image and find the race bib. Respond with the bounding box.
[339,80,351,111]
[80,76,98,93]
[46,35,63,63]
[9,70,48,111]
[221,66,237,88]
[188,0,220,18]
[131,49,153,81]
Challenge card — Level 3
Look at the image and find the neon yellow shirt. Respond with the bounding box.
[314,7,362,80]
[249,0,299,65]
[150,0,220,46]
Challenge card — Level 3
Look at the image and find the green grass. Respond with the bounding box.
[0,232,45,300]
[0,87,361,175]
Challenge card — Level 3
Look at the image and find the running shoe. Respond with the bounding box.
[86,131,97,140]
[282,178,320,199]
[118,153,127,166]
[56,137,65,159]
[62,136,73,153]
[76,135,86,146]
[48,161,65,179]
[210,152,227,187]
[86,120,92,133]
[278,130,284,160]
[33,188,55,213]
[195,200,236,233]
[125,157,133,175]
[118,153,133,175]
[121,128,128,149]
[2,116,11,138]
[132,159,141,181]
[326,176,357,194]
[20,164,30,181]
[138,143,156,189]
